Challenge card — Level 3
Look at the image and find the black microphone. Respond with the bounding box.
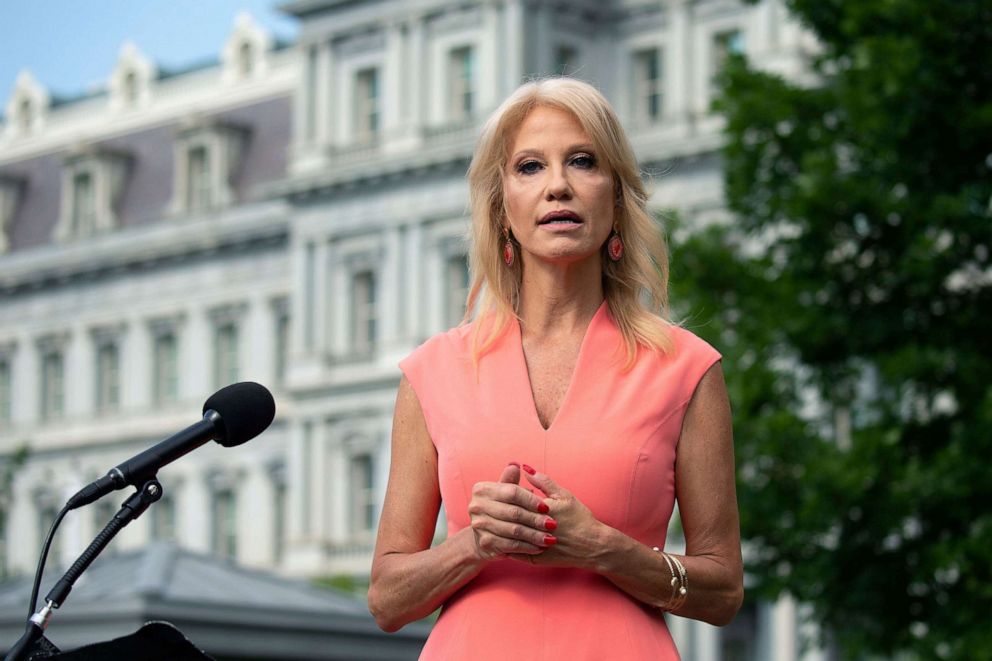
[66,382,275,510]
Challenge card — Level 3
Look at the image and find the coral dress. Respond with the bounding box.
[399,302,721,660]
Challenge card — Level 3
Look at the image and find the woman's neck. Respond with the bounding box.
[517,256,604,339]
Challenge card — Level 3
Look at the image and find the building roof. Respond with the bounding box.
[0,543,429,660]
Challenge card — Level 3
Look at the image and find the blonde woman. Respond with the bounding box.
[369,78,743,659]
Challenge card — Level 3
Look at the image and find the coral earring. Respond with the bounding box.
[503,239,515,266]
[607,233,624,261]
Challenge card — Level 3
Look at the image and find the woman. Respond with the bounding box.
[368,78,743,659]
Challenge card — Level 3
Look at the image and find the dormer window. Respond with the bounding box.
[55,148,131,242]
[17,99,32,133]
[238,42,254,77]
[108,43,155,112]
[171,121,248,216]
[4,71,49,140]
[122,71,138,106]
[222,13,272,84]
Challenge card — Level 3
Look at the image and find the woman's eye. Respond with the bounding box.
[571,154,596,169]
[517,160,542,175]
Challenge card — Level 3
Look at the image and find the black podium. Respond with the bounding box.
[23,622,214,661]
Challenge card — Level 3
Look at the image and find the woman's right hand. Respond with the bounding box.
[467,463,559,561]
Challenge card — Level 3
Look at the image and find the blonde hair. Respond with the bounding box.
[465,77,673,367]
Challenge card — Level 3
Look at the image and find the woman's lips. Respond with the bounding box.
[538,210,584,225]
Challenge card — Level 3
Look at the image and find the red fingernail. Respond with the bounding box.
[545,518,558,531]
[537,502,550,514]
[543,535,558,546]
[522,464,536,475]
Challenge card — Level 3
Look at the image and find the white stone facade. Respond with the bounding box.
[0,2,828,658]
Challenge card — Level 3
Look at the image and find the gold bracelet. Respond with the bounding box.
[652,546,680,610]
[669,553,689,609]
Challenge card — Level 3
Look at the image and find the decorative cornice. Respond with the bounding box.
[0,201,290,297]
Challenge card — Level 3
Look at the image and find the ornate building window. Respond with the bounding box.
[222,12,271,84]
[37,336,67,422]
[214,323,239,389]
[55,148,131,242]
[92,328,123,414]
[354,67,380,142]
[171,121,248,216]
[108,43,155,112]
[349,453,375,538]
[209,304,246,389]
[4,71,49,140]
[149,317,182,407]
[209,476,239,559]
[448,46,475,121]
[632,48,663,125]
[351,270,377,355]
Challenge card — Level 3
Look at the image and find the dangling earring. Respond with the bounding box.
[607,230,624,262]
[502,229,515,267]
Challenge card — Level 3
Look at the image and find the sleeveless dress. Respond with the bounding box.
[399,302,721,660]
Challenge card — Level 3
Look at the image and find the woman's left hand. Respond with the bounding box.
[507,465,611,571]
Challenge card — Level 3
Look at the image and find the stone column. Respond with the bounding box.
[125,317,151,410]
[381,225,402,353]
[408,15,427,133]
[384,20,404,136]
[480,0,500,111]
[504,0,524,92]
[404,221,425,343]
[670,0,694,126]
[180,466,211,553]
[285,419,313,565]
[64,326,86,419]
[314,239,333,357]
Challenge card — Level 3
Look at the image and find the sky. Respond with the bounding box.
[0,1,299,111]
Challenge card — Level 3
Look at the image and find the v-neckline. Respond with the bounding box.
[511,301,608,433]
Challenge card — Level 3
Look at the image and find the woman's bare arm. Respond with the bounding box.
[368,377,552,632]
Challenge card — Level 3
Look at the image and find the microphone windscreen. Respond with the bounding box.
[203,382,276,447]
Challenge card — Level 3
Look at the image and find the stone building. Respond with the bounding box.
[0,2,825,658]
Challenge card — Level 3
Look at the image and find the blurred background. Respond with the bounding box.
[0,1,988,659]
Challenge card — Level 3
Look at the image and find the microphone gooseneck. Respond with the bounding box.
[65,382,275,510]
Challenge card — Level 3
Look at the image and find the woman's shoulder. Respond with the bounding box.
[664,323,722,362]
[401,322,477,368]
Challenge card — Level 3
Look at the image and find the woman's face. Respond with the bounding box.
[502,106,615,267]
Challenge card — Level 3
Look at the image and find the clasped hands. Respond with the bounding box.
[467,462,606,569]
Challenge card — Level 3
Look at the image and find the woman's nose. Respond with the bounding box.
[545,167,573,200]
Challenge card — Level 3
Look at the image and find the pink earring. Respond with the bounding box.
[607,231,624,262]
[502,231,515,266]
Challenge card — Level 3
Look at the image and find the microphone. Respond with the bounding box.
[66,382,275,510]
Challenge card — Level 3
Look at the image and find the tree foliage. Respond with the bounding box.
[670,1,992,657]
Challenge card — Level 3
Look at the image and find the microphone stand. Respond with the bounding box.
[4,479,163,661]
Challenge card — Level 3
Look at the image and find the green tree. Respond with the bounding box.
[670,1,992,657]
